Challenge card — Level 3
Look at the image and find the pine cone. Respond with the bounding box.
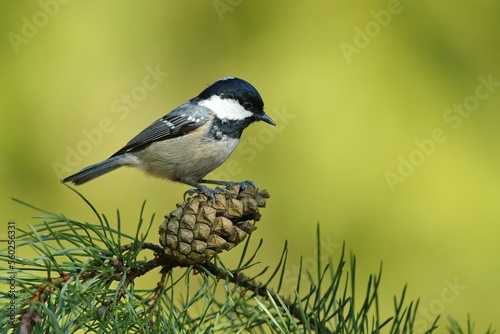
[159,185,270,265]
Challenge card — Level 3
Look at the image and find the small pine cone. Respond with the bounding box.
[159,185,270,265]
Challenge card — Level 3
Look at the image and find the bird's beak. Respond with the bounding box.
[257,113,276,126]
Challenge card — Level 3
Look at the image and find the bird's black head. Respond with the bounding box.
[197,77,275,126]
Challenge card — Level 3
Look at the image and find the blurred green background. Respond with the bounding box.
[1,1,500,331]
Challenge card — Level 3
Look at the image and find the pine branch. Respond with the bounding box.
[198,261,332,334]
[0,185,495,333]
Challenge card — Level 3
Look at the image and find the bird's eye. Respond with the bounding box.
[243,102,253,110]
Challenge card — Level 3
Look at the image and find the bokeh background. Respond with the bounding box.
[1,1,499,331]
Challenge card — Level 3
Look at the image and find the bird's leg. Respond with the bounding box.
[200,179,258,191]
[180,179,229,203]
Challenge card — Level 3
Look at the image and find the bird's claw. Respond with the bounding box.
[183,186,229,203]
[237,180,258,191]
[218,180,257,193]
[183,180,258,203]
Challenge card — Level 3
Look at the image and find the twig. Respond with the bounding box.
[199,262,333,334]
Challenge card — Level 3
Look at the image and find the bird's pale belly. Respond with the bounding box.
[133,135,239,182]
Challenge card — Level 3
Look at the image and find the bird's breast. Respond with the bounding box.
[134,127,239,182]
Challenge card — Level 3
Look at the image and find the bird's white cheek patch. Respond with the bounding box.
[198,96,253,121]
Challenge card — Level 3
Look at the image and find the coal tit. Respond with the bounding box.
[63,77,275,198]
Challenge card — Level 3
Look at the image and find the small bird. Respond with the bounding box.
[63,77,275,199]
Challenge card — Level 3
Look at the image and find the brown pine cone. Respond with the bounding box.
[158,185,270,265]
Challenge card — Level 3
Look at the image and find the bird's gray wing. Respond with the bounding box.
[110,101,209,157]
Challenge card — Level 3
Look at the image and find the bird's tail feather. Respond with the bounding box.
[62,155,127,185]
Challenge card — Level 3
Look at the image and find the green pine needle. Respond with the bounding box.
[0,189,495,333]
